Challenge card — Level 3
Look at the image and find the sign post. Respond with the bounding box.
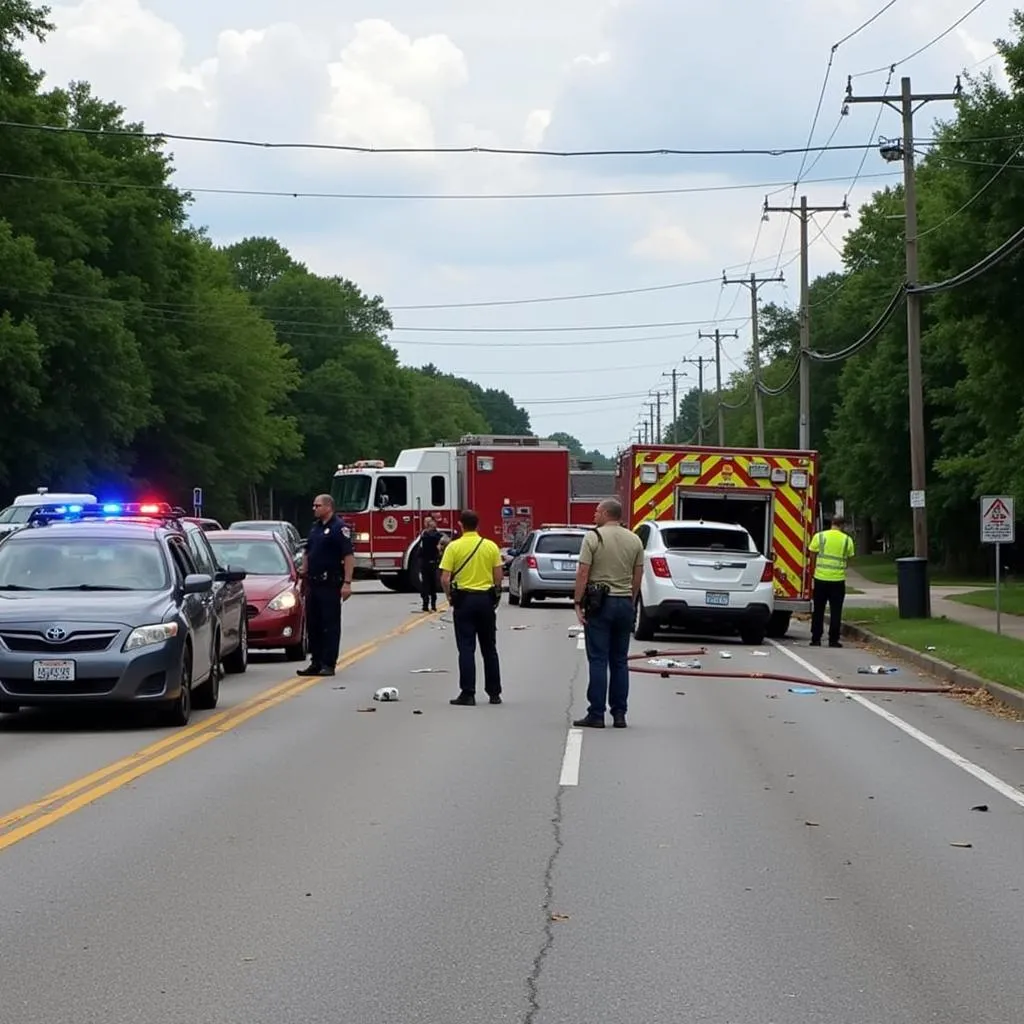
[979,495,1015,635]
[192,486,203,519]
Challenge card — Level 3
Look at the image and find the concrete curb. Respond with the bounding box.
[841,623,1024,716]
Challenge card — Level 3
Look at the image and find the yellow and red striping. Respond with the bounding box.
[629,450,817,600]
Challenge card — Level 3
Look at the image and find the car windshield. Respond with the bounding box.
[0,506,34,524]
[207,538,290,576]
[535,533,585,555]
[661,527,752,552]
[331,473,372,514]
[0,537,169,591]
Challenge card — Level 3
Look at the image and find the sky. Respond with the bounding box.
[20,0,1013,454]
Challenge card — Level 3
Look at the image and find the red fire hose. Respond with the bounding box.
[629,647,976,695]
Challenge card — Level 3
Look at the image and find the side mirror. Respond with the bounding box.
[215,565,247,583]
[182,573,213,595]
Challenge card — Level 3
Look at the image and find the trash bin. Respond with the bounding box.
[895,556,930,619]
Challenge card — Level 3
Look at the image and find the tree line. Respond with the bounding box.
[0,1,534,524]
[665,13,1024,571]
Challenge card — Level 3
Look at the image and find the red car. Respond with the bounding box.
[206,530,307,660]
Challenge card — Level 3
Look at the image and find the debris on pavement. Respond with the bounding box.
[950,841,973,848]
[751,650,769,657]
[971,804,989,812]
[805,821,820,827]
[718,651,732,659]
[356,707,377,713]
[648,657,702,669]
[857,665,899,674]
[413,709,423,715]
[373,687,400,702]
[409,668,448,674]
[331,685,346,690]
[788,686,818,695]
[550,913,570,922]
[509,624,529,630]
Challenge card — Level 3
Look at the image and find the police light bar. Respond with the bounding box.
[28,502,184,525]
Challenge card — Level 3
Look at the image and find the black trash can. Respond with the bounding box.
[895,556,931,619]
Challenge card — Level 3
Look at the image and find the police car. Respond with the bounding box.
[0,502,248,727]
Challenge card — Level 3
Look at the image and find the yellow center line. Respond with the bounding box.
[0,606,443,852]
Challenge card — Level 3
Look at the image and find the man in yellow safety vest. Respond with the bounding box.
[808,514,856,648]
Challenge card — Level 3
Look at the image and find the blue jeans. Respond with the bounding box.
[584,595,634,717]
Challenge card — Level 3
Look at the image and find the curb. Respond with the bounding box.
[841,623,1024,716]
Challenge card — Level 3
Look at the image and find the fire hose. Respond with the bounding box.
[628,647,977,695]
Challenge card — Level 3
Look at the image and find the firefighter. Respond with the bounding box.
[809,514,856,648]
[298,493,355,676]
[440,509,504,705]
[418,515,444,612]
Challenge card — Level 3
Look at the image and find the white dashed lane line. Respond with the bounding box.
[559,728,584,786]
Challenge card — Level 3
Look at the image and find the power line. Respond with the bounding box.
[389,316,749,334]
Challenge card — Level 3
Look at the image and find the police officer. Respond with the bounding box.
[809,514,856,648]
[418,515,445,612]
[572,498,644,729]
[298,493,355,676]
[440,509,504,706]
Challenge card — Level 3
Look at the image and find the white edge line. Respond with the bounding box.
[769,639,1024,810]
[559,727,584,787]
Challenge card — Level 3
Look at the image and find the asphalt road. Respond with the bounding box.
[1,584,1022,1023]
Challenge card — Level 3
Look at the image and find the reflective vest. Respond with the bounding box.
[811,528,854,581]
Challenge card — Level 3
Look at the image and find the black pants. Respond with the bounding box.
[420,559,439,609]
[811,578,846,644]
[452,591,500,695]
[307,582,342,668]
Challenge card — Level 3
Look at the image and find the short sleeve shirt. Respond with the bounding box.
[439,531,502,591]
[579,524,644,598]
[306,515,355,577]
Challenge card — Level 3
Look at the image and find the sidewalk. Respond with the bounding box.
[845,569,1024,640]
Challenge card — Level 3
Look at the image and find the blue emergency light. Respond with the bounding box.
[28,501,184,526]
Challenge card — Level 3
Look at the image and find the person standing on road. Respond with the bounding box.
[298,494,355,677]
[573,498,644,729]
[440,509,504,706]
[418,515,445,613]
[809,514,855,648]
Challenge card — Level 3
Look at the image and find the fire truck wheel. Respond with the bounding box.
[405,549,423,594]
[633,597,656,642]
[765,611,791,638]
[379,574,407,593]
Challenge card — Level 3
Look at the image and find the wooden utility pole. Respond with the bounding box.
[650,390,666,443]
[722,271,784,447]
[662,369,679,443]
[680,356,707,444]
[843,74,962,562]
[698,329,738,446]
[762,195,848,449]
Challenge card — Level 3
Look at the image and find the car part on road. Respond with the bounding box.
[374,687,400,701]
[627,647,980,694]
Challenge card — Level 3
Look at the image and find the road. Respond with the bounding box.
[1,582,1023,1023]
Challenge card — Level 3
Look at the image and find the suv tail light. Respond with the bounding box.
[761,559,774,582]
[526,555,538,569]
[650,556,671,578]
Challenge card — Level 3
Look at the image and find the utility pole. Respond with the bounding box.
[722,271,784,447]
[698,329,738,446]
[762,194,848,449]
[680,356,707,444]
[661,370,679,443]
[650,390,666,443]
[646,402,656,445]
[844,74,961,563]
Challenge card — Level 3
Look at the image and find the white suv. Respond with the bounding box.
[633,519,775,645]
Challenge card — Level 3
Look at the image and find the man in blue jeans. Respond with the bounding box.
[572,498,645,728]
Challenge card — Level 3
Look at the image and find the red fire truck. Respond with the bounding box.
[615,443,820,638]
[330,435,613,593]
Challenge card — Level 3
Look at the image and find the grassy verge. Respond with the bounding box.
[947,583,1024,617]
[845,606,1024,691]
[854,553,993,587]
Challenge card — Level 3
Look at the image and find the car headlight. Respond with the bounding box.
[123,622,179,651]
[267,589,298,611]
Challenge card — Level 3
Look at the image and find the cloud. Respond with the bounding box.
[19,0,1016,452]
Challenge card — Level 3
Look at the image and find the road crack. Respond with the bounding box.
[523,652,581,1024]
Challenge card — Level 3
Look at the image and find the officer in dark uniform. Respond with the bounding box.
[418,515,445,612]
[298,493,355,677]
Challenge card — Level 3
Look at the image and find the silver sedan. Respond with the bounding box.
[507,527,588,607]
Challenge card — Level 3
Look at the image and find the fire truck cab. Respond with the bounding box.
[331,435,574,593]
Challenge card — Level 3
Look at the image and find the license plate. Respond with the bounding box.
[33,659,75,682]
[705,592,729,607]
[557,561,576,571]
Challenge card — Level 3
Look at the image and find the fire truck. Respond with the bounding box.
[615,443,820,638]
[331,435,611,593]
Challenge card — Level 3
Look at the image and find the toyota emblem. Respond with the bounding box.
[44,626,68,642]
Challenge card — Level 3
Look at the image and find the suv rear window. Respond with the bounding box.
[535,533,585,555]
[661,527,752,552]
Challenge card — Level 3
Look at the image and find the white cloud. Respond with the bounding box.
[19,0,1018,451]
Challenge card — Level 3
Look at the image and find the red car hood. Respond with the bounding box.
[243,575,295,603]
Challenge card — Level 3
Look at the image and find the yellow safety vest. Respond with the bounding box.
[810,528,854,582]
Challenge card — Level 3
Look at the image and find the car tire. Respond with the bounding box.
[765,611,791,638]
[284,621,308,661]
[633,597,656,641]
[0,700,19,715]
[161,646,193,727]
[193,634,222,711]
[507,585,520,606]
[740,627,766,646]
[519,577,532,607]
[224,614,249,674]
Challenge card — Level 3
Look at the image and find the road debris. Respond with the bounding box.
[356,707,377,713]
[788,686,818,695]
[550,913,570,922]
[718,651,733,659]
[857,665,899,674]
[950,841,973,848]
[971,804,989,812]
[409,668,448,674]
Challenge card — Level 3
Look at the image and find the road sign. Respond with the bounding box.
[909,489,925,509]
[980,495,1014,544]
[192,487,203,510]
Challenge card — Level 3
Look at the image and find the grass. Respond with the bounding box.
[844,606,1024,691]
[854,553,995,587]
[947,583,1024,617]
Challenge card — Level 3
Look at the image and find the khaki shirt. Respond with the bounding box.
[579,524,644,598]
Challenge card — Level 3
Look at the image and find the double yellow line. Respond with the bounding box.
[0,609,440,853]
